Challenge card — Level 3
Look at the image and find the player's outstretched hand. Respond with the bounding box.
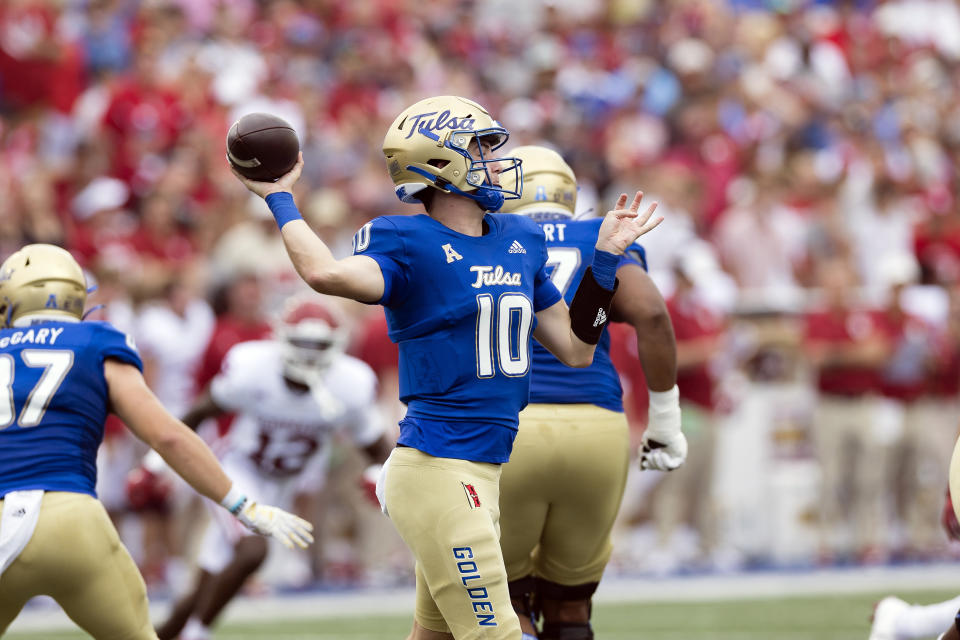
[595,191,663,255]
[232,152,305,199]
[235,500,315,549]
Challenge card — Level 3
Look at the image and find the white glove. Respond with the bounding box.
[221,486,314,549]
[640,385,687,472]
[236,501,315,549]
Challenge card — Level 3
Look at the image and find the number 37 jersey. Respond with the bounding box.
[353,213,562,463]
[0,320,143,498]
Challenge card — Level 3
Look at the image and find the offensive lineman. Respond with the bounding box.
[0,244,313,639]
[497,146,684,640]
[157,295,391,640]
[232,95,662,640]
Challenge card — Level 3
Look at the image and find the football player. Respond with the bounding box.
[497,146,682,640]
[157,295,391,640]
[233,95,662,640]
[0,244,312,640]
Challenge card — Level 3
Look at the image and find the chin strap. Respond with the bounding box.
[446,182,504,212]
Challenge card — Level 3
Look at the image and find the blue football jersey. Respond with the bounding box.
[0,320,143,498]
[353,213,563,463]
[528,218,647,412]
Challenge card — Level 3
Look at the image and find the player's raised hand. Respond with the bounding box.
[231,152,305,199]
[235,499,315,550]
[595,191,662,255]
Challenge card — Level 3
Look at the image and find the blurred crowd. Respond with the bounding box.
[4,0,960,591]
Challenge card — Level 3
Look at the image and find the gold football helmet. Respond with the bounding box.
[382,95,522,211]
[500,145,577,220]
[0,244,87,328]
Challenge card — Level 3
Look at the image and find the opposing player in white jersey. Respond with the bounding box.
[156,295,392,640]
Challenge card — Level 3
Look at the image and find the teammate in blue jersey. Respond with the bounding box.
[232,95,662,640]
[497,146,684,640]
[0,244,313,639]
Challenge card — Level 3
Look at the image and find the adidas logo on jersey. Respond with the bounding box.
[508,240,526,254]
[470,265,522,288]
[593,308,607,327]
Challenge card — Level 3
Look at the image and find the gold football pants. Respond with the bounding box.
[383,446,521,639]
[0,491,157,639]
[499,404,630,585]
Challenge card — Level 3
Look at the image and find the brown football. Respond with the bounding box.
[226,113,300,182]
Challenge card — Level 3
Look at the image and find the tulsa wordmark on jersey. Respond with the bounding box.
[353,212,562,463]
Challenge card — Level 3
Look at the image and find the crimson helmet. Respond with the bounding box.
[276,296,348,383]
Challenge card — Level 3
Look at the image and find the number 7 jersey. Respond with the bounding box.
[353,213,562,463]
[0,320,143,498]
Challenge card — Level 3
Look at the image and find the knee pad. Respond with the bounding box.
[536,578,599,602]
[540,621,593,640]
[537,578,598,637]
[509,575,539,624]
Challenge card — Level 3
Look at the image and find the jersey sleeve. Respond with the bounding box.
[94,323,143,371]
[352,217,409,307]
[208,344,255,412]
[532,236,563,312]
[620,241,648,271]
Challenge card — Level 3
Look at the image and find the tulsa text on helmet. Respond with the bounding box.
[405,110,476,139]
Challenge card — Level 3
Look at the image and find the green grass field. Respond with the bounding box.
[6,590,957,639]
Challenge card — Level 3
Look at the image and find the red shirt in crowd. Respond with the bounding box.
[0,4,84,113]
[871,308,934,402]
[667,294,722,410]
[803,307,880,396]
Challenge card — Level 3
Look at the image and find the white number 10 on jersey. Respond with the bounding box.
[475,294,533,378]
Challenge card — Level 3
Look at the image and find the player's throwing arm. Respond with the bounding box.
[232,154,388,304]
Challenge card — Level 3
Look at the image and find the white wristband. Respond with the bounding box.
[647,385,681,439]
[220,485,247,514]
[649,384,679,413]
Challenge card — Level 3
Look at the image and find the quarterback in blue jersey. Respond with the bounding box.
[497,147,684,640]
[0,244,312,639]
[232,95,662,640]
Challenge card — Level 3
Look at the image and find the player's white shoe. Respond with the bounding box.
[869,596,909,640]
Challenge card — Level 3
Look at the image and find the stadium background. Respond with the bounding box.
[3,0,960,637]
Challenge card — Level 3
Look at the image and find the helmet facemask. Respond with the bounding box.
[436,128,522,212]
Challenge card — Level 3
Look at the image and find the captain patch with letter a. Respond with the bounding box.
[462,482,481,509]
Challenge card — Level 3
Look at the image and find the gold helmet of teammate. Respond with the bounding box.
[499,145,577,221]
[0,244,87,328]
[382,95,522,212]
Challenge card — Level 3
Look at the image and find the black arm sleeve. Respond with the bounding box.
[568,267,618,345]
